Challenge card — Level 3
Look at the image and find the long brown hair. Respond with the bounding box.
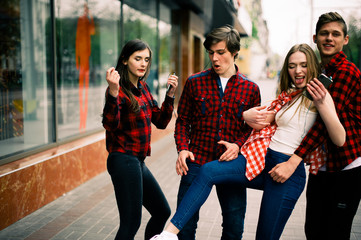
[115,39,152,112]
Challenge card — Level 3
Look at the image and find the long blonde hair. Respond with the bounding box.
[277,44,321,118]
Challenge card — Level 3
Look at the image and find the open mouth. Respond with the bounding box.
[295,76,305,85]
[323,44,334,49]
[213,64,221,70]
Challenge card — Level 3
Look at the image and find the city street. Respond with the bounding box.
[0,78,360,240]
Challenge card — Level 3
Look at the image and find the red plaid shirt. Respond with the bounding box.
[294,52,361,171]
[102,80,174,157]
[175,66,261,165]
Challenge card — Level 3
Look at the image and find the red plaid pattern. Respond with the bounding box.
[241,91,326,180]
[295,52,361,171]
[102,81,174,157]
[306,146,326,175]
[175,67,261,165]
[242,123,277,180]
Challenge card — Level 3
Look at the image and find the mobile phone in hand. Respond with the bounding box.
[167,72,176,92]
[303,73,333,100]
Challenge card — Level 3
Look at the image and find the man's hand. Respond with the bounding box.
[218,140,239,161]
[243,106,275,130]
[176,150,195,176]
[243,106,273,123]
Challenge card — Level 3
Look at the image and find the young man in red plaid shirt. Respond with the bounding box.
[173,26,261,240]
[270,12,361,239]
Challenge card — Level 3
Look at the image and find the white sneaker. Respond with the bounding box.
[149,233,178,240]
[149,235,161,240]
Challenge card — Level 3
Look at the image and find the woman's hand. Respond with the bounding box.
[307,78,346,146]
[167,74,178,97]
[106,67,120,97]
[306,78,327,105]
[268,154,302,183]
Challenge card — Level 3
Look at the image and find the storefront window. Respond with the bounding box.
[55,0,120,140]
[0,0,176,163]
[0,0,53,160]
[123,3,158,98]
[158,3,172,101]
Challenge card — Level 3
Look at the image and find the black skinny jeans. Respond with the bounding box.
[305,165,361,240]
[107,152,171,240]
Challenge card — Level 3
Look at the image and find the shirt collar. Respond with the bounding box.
[324,51,346,71]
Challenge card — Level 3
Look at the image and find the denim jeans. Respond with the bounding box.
[107,152,171,240]
[172,149,306,240]
[256,149,306,240]
[176,161,247,240]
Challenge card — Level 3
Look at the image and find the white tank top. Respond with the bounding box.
[269,97,317,155]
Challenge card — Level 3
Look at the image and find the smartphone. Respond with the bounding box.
[303,73,333,100]
[167,72,176,92]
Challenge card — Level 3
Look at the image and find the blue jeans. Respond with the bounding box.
[176,161,247,240]
[107,152,171,240]
[172,149,306,240]
[256,149,306,240]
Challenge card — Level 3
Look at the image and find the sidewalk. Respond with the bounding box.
[1,132,361,240]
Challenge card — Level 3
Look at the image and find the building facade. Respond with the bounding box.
[0,0,251,230]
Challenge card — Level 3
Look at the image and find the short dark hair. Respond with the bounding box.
[203,25,241,59]
[315,12,347,37]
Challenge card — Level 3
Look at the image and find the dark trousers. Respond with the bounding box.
[305,165,361,240]
[176,161,247,240]
[107,152,171,240]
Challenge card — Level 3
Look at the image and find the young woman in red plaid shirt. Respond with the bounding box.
[151,43,345,240]
[102,39,178,240]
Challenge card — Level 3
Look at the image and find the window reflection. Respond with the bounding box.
[158,3,172,101]
[123,4,158,98]
[0,0,53,159]
[0,0,177,163]
[56,0,120,139]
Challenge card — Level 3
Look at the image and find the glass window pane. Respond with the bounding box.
[0,0,54,160]
[55,0,120,139]
[123,3,158,98]
[158,3,172,101]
